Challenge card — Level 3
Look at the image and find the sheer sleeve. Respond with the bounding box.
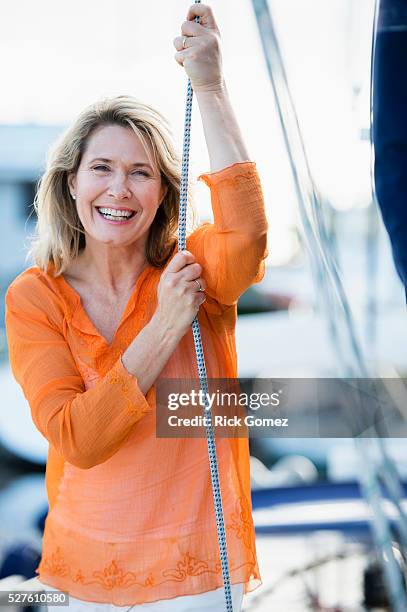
[186,161,268,306]
[5,276,153,470]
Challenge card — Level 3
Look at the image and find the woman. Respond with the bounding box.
[5,4,268,611]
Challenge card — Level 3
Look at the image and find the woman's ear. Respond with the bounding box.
[67,173,77,200]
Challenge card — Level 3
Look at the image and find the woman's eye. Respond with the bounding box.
[91,166,149,176]
[131,170,149,177]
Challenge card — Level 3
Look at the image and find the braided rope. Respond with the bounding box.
[177,2,234,610]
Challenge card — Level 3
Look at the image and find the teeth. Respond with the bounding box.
[98,207,133,217]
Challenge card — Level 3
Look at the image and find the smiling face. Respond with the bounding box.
[68,124,167,250]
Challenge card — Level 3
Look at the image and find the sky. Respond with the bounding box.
[0,0,376,265]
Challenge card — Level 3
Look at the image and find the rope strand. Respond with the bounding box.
[177,2,234,610]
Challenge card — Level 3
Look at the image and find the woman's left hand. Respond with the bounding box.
[173,4,224,92]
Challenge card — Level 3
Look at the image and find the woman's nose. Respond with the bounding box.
[107,174,132,199]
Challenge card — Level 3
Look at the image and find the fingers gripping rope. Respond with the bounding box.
[177,2,235,611]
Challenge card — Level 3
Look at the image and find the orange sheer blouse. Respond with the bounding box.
[5,161,268,606]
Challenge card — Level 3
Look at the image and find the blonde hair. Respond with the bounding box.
[28,95,197,276]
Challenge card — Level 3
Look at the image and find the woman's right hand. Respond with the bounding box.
[154,250,206,338]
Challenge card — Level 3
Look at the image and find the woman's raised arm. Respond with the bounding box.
[174,4,250,172]
[174,5,268,307]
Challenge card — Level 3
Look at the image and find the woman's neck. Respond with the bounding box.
[69,242,149,296]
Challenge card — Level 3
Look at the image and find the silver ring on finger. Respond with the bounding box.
[194,279,204,292]
[182,36,188,49]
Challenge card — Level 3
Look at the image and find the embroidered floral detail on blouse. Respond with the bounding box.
[38,467,257,593]
[39,527,258,592]
[103,363,144,416]
[73,569,85,584]
[228,496,254,550]
[73,560,141,589]
[162,552,219,581]
[39,547,68,577]
[143,573,155,587]
[91,560,138,590]
[41,551,217,590]
[107,370,128,393]
[75,356,101,390]
[205,169,257,192]
[104,361,146,415]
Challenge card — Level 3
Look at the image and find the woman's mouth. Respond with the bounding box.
[96,207,137,224]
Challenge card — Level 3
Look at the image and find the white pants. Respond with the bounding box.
[42,582,244,611]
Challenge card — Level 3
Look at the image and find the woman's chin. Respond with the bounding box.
[89,225,150,249]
